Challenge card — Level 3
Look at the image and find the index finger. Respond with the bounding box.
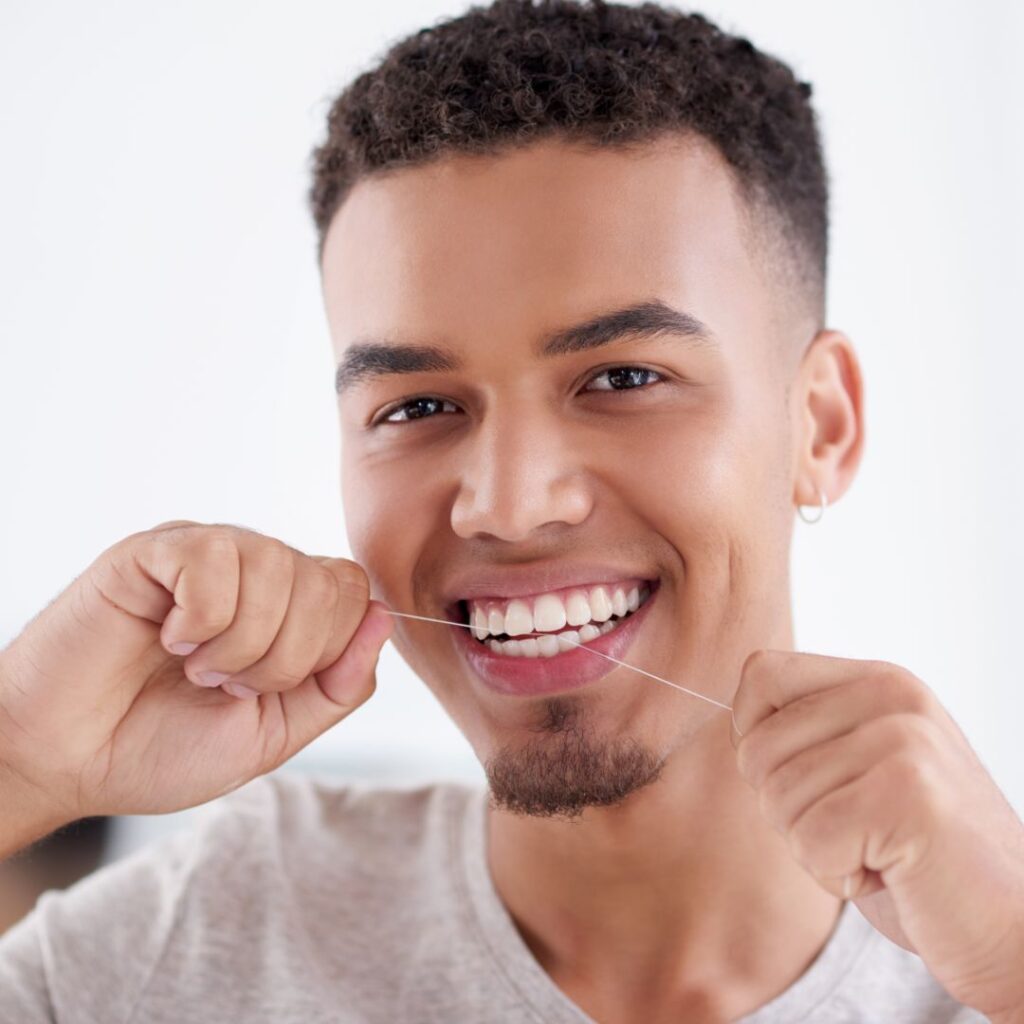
[730,649,866,748]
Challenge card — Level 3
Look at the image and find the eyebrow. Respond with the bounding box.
[334,299,716,395]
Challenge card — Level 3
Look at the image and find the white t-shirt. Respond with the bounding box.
[0,771,989,1022]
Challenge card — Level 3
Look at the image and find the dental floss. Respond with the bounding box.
[383,608,734,714]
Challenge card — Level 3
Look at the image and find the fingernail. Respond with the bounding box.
[169,641,199,656]
[222,681,259,700]
[196,670,230,687]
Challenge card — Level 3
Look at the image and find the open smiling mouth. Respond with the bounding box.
[455,579,656,659]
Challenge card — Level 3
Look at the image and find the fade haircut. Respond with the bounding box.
[309,0,829,326]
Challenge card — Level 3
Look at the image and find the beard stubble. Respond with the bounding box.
[483,694,666,820]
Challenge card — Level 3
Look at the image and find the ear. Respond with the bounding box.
[791,329,865,509]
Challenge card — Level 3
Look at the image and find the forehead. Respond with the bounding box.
[320,133,763,354]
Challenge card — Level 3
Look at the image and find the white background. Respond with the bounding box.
[1,0,1021,859]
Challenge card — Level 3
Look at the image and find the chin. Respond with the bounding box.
[479,692,668,820]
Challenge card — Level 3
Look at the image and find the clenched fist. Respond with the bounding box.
[0,520,392,844]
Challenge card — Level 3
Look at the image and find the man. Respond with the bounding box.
[0,0,1021,1021]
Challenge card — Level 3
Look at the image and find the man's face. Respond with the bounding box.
[322,133,808,817]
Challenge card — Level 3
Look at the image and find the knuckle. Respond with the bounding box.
[901,679,939,719]
[864,659,897,682]
[306,565,340,604]
[743,648,770,673]
[740,648,774,686]
[331,565,368,610]
[255,538,295,572]
[223,635,273,667]
[190,600,235,634]
[883,712,940,758]
[800,789,847,851]
[333,561,370,604]
[197,527,240,557]
[868,661,936,710]
[336,559,369,592]
[883,747,933,794]
[261,660,309,689]
[869,660,916,694]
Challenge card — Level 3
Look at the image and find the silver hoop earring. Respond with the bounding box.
[797,482,828,524]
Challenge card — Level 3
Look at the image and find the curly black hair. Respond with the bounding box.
[308,0,828,321]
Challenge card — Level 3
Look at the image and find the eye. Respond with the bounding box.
[377,395,460,424]
[582,366,664,392]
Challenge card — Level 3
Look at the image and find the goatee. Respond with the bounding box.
[484,695,665,820]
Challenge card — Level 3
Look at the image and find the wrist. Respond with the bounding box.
[0,759,72,861]
[0,656,74,860]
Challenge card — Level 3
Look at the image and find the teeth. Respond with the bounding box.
[488,606,505,637]
[533,593,566,633]
[565,590,592,627]
[589,587,613,622]
[472,606,488,641]
[479,596,650,658]
[467,579,653,650]
[556,629,580,653]
[536,634,560,657]
[505,599,533,637]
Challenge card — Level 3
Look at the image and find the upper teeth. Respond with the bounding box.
[468,582,647,642]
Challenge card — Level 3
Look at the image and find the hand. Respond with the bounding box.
[0,520,393,828]
[730,650,1024,1020]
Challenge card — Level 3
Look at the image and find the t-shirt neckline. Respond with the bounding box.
[453,784,878,1023]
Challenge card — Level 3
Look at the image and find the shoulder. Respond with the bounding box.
[206,772,486,918]
[0,773,486,1023]
[213,770,483,858]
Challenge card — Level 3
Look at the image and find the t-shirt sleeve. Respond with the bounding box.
[0,794,241,1024]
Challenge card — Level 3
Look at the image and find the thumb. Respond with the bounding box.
[274,600,393,760]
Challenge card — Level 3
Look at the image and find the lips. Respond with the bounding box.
[441,570,660,697]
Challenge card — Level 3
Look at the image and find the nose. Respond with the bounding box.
[449,408,594,542]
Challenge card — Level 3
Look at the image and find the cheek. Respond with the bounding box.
[340,450,436,602]
[612,402,744,533]
[612,397,790,590]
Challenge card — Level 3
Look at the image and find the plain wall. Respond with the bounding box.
[1,0,1021,860]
